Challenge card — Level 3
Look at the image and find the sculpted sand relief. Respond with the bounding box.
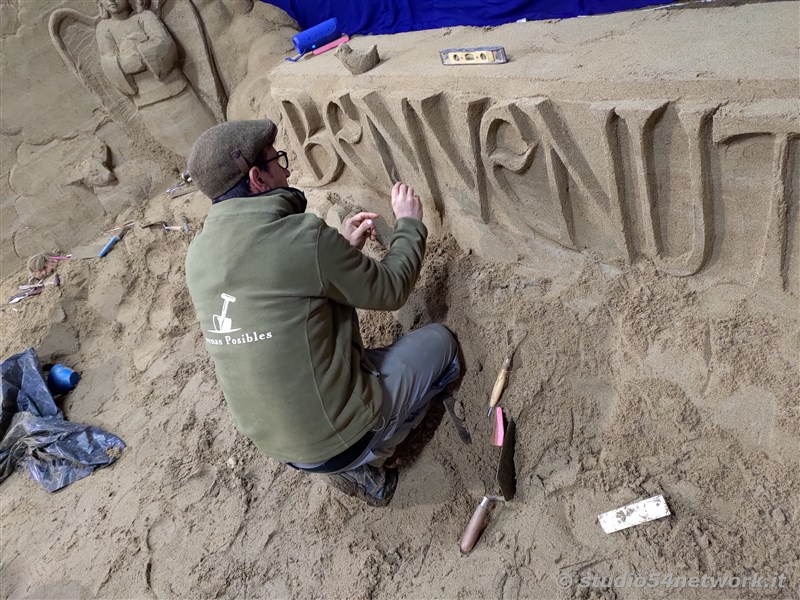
[275,89,798,289]
[38,2,798,292]
[713,101,799,293]
[50,0,225,157]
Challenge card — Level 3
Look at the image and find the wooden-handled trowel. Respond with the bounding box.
[459,418,516,554]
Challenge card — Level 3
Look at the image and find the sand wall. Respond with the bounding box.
[0,0,295,276]
[3,1,797,299]
[260,2,799,301]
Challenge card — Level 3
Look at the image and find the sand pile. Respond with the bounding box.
[0,181,797,598]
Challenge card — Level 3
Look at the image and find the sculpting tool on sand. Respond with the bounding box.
[143,216,191,241]
[598,495,671,533]
[167,171,195,198]
[98,236,120,258]
[8,287,43,304]
[313,34,349,55]
[443,394,472,445]
[99,222,135,257]
[459,418,516,554]
[486,331,529,416]
[19,274,60,291]
[491,406,505,447]
[70,222,134,260]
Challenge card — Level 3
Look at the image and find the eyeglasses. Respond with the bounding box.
[265,150,289,170]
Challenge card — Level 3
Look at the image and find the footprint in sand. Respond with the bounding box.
[144,282,179,335]
[145,247,172,277]
[174,466,218,510]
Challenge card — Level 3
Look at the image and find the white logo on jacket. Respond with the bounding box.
[209,293,241,333]
[205,292,273,347]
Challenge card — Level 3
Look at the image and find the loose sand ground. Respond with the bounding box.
[0,180,797,598]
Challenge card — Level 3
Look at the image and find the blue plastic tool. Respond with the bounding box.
[98,235,120,257]
[286,17,340,62]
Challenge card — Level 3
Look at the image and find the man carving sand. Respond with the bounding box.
[185,120,459,505]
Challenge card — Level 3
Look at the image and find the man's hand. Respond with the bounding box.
[344,212,379,250]
[391,182,423,222]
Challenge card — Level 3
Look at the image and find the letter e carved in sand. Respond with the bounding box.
[274,90,343,187]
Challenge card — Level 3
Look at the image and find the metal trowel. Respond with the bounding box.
[497,418,516,500]
[459,418,516,554]
[443,394,472,445]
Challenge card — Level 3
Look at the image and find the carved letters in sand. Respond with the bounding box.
[276,89,798,291]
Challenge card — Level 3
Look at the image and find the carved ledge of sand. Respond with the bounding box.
[257,3,798,296]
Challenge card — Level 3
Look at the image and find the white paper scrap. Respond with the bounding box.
[598,494,671,533]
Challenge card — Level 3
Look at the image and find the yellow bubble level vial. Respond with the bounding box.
[439,46,508,66]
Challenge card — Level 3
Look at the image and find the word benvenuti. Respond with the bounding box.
[276,90,798,291]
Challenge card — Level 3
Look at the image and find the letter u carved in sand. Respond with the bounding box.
[615,101,718,277]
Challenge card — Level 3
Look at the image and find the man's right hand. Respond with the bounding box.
[391,182,423,222]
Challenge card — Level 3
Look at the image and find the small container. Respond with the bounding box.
[48,364,81,393]
[292,18,340,55]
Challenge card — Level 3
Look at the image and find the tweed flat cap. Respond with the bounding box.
[188,119,277,199]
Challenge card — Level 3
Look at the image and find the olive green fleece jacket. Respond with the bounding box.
[185,188,427,463]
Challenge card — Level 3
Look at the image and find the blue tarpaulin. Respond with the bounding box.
[0,348,125,492]
[262,0,672,36]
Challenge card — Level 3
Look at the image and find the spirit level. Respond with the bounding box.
[440,46,508,66]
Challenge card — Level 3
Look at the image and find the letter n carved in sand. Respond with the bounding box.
[480,98,631,264]
[399,92,490,222]
[323,90,489,227]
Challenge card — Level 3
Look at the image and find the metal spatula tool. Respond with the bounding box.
[459,418,516,554]
[497,418,516,501]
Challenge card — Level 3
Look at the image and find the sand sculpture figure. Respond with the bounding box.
[49,0,225,157]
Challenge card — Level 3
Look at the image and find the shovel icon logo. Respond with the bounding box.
[209,293,241,333]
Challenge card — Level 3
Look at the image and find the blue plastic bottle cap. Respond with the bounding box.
[48,364,81,393]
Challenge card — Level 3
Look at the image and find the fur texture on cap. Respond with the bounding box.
[188,120,277,199]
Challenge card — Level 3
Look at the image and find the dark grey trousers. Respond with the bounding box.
[357,323,460,469]
[293,323,459,472]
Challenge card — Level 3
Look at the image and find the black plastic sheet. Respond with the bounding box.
[0,348,125,492]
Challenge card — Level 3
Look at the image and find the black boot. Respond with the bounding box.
[326,464,398,507]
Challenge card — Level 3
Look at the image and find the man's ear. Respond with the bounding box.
[248,166,269,193]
